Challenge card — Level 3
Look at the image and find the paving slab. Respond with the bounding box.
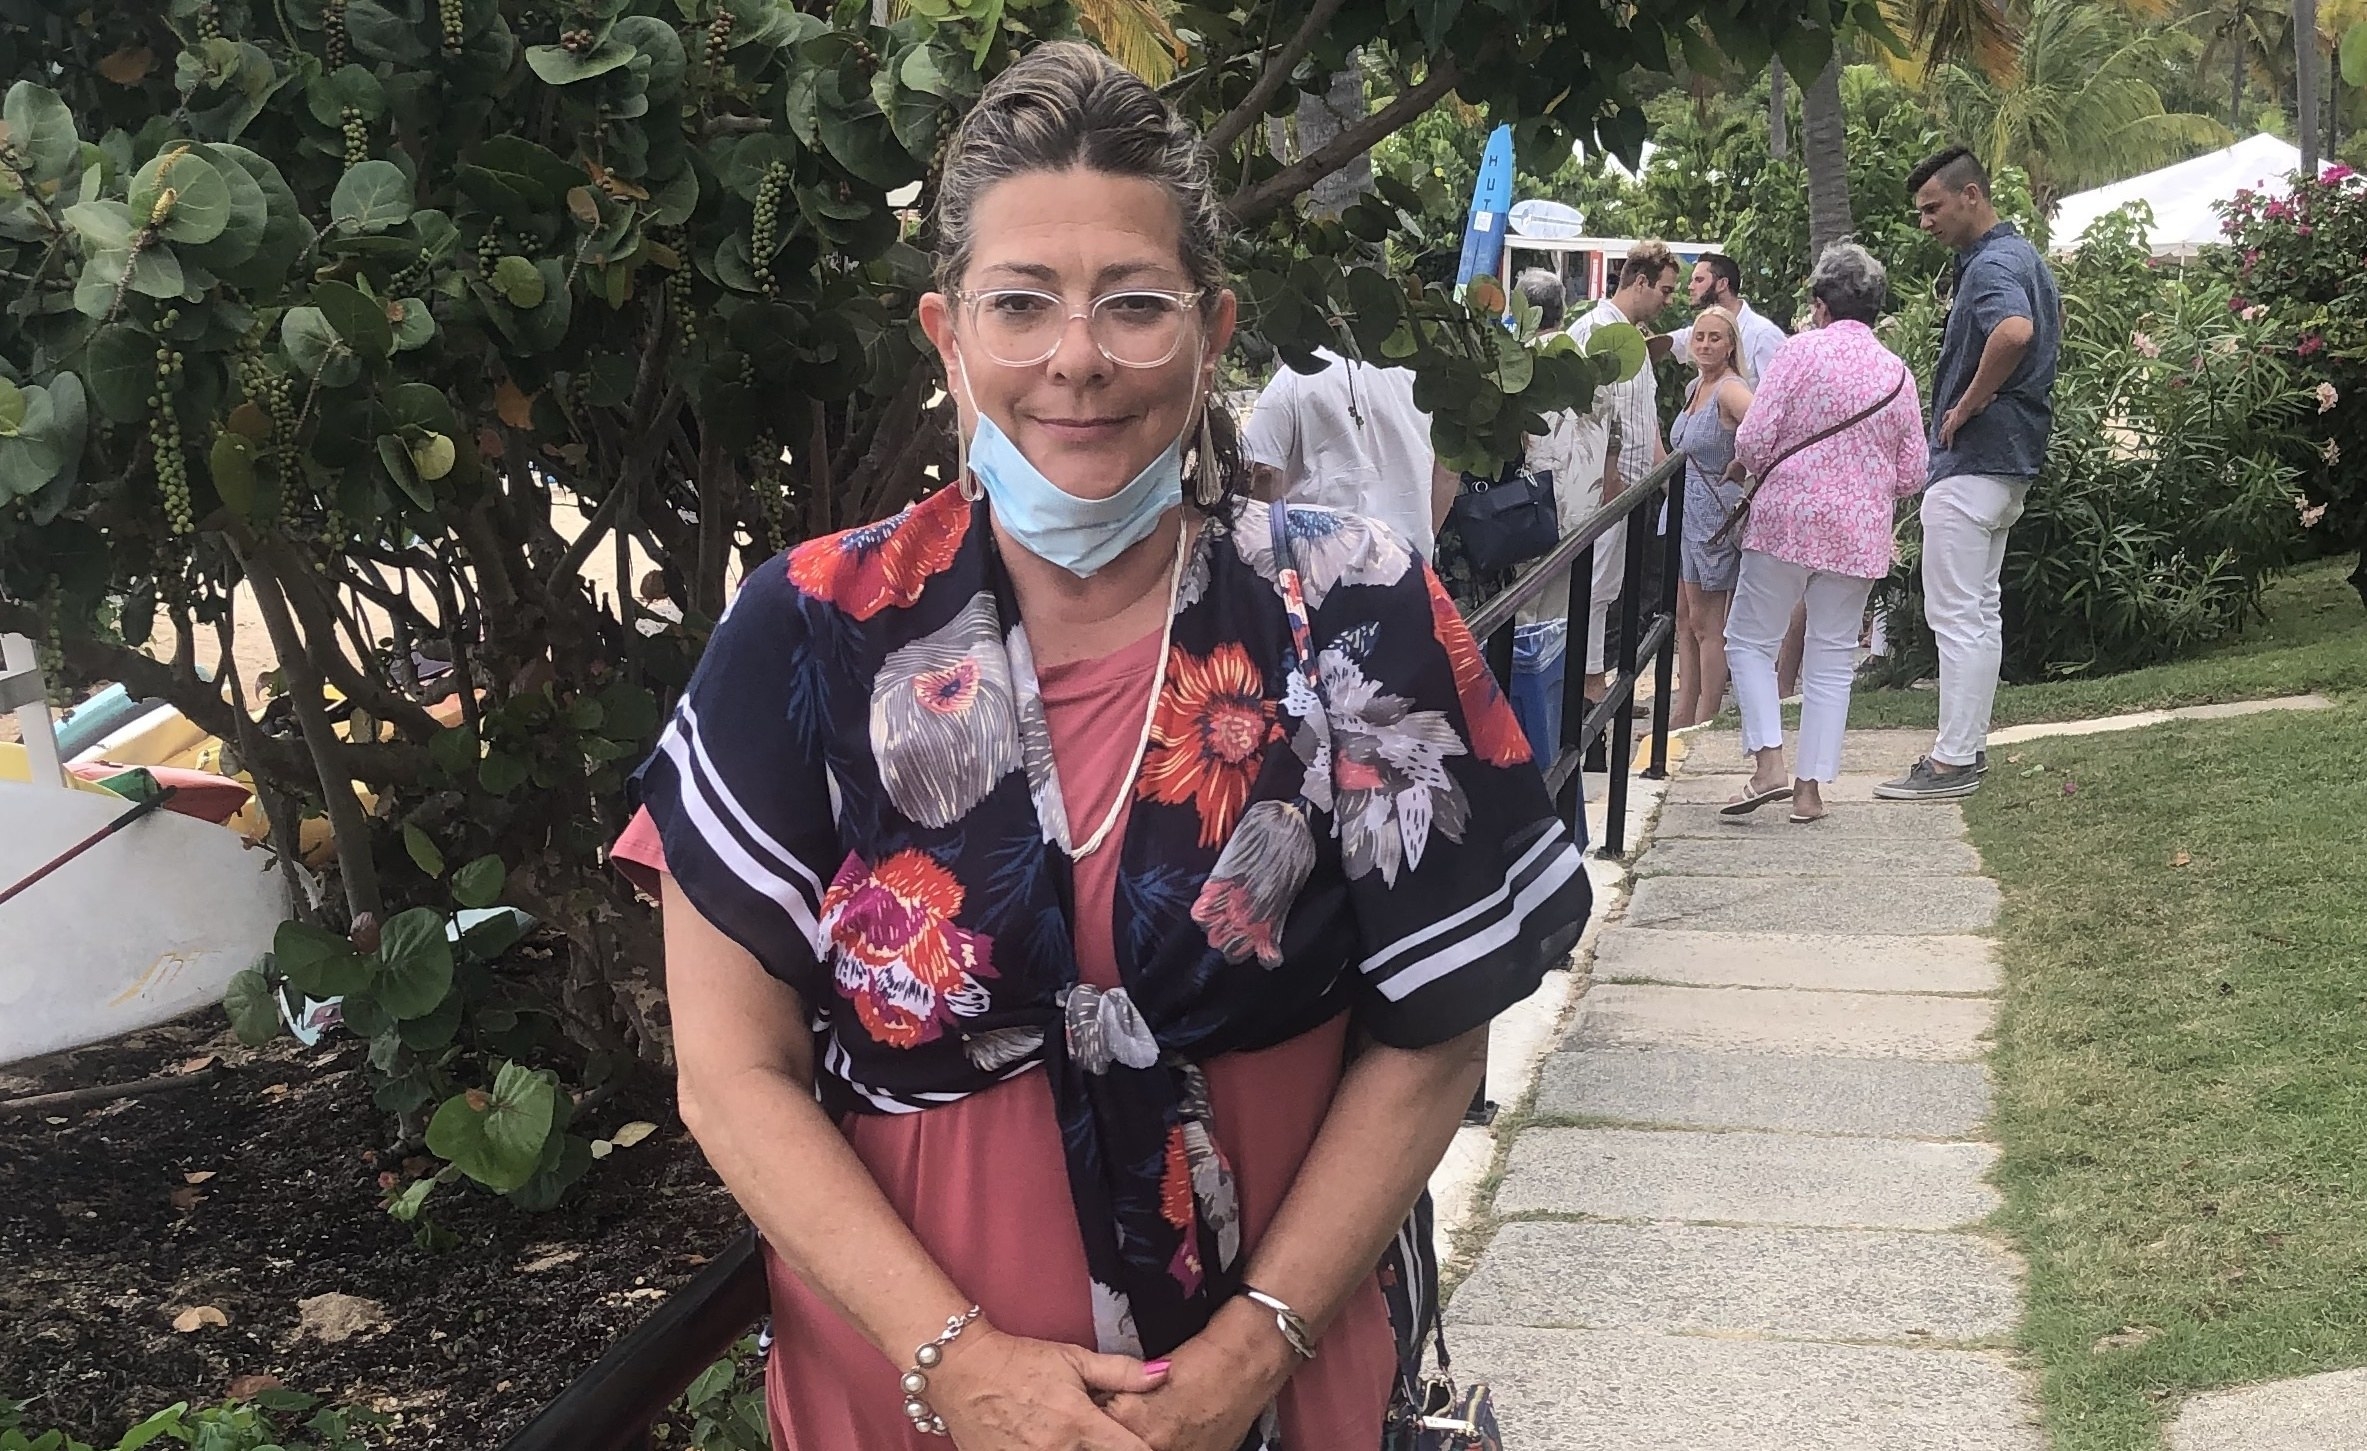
[1624,873,2000,935]
[1652,801,1965,840]
[1449,1220,2023,1342]
[1639,833,1985,877]
[1535,1045,1993,1139]
[1495,1126,2002,1229]
[2167,1366,2367,1451]
[1592,928,2000,994]
[1448,1325,2046,1451]
[1988,693,2335,747]
[1681,729,1933,775]
[1568,983,1994,1061]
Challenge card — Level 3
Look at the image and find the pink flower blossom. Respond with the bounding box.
[2299,334,2326,359]
[2322,437,2341,465]
[2318,381,2340,413]
[2131,331,2161,359]
[2326,163,2358,183]
[2300,499,2329,528]
[2242,304,2269,323]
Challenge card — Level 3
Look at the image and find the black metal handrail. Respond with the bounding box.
[501,1227,768,1451]
[1468,452,1686,859]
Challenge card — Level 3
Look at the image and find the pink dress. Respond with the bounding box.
[1731,318,1931,580]
[613,625,1396,1448]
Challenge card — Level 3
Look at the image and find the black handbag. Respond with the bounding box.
[1446,452,1558,574]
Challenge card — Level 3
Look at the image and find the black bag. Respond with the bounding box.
[1446,453,1558,574]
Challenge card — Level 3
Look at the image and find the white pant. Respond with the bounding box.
[1726,552,1875,784]
[1920,474,2029,766]
[1583,519,1628,676]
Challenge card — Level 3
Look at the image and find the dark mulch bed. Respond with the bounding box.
[0,1014,748,1446]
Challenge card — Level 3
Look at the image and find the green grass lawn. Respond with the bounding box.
[1844,559,2367,732]
[1966,701,2367,1450]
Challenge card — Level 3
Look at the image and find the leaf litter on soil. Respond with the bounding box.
[0,1015,746,1446]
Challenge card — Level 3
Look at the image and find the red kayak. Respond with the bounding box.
[68,763,254,824]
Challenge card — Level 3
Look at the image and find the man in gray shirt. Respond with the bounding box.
[1878,146,2061,802]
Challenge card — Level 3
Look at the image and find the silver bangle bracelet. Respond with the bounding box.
[898,1303,983,1437]
[1241,1285,1317,1362]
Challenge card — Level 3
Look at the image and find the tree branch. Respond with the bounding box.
[1206,0,1352,153]
[1227,59,1463,228]
[235,542,385,926]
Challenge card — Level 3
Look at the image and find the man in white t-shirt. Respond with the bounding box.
[1660,253,1788,382]
[1242,349,1452,556]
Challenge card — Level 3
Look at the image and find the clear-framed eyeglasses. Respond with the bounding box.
[953,287,1206,369]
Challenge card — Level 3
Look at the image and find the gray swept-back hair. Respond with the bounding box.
[1514,268,1566,332]
[1809,242,1888,326]
[932,42,1228,301]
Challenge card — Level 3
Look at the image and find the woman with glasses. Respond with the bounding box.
[612,43,1589,1451]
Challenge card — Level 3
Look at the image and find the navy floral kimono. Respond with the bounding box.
[632,482,1591,1414]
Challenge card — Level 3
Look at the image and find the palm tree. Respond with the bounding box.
[2193,0,2292,129]
[1796,0,2022,259]
[1802,54,1856,257]
[1927,0,2229,211]
[2298,0,2322,169]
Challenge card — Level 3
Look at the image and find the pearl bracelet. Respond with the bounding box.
[898,1304,983,1437]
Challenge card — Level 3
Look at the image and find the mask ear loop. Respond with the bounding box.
[948,346,984,502]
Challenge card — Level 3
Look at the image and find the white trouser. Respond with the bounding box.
[1726,552,1876,784]
[1583,519,1628,676]
[1920,473,2029,766]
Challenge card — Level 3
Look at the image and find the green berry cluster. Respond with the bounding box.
[752,437,788,553]
[324,0,349,67]
[439,0,464,53]
[36,583,66,704]
[475,230,503,274]
[751,162,788,294]
[193,2,224,42]
[340,105,368,169]
[705,7,733,69]
[152,419,191,532]
[665,259,697,344]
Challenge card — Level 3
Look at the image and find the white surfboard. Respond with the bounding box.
[0,781,282,1067]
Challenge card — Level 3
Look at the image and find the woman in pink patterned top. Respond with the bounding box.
[1721,243,1929,823]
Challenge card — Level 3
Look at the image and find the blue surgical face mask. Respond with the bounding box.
[953,346,1202,579]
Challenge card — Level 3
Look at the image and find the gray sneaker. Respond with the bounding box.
[1874,755,1984,801]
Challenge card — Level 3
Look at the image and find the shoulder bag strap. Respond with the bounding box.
[1706,366,1909,547]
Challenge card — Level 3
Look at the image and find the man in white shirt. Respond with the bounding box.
[1661,253,1788,382]
[1565,240,1679,707]
[1242,350,1453,556]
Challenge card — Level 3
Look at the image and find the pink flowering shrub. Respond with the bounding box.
[2214,170,2367,602]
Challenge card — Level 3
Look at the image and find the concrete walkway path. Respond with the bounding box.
[1448,728,2045,1450]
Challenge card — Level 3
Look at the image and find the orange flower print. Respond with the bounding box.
[1423,567,1532,768]
[1138,642,1281,849]
[1160,1124,1195,1231]
[786,484,969,620]
[1160,1122,1204,1292]
[817,849,996,1048]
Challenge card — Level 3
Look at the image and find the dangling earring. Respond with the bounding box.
[1194,411,1223,507]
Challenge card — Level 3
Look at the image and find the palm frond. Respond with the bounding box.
[1072,0,1187,86]
[1887,0,2024,81]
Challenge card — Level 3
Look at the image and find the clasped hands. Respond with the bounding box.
[928,1300,1296,1451]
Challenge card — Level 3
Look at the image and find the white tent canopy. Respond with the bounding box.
[2052,134,2305,258]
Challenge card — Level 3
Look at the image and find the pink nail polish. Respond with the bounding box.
[1143,1359,1172,1376]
